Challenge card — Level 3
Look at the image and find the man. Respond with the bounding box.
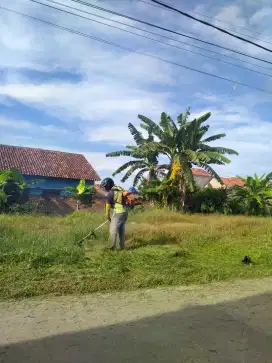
[101,178,135,250]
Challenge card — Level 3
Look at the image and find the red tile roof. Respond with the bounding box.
[0,144,100,181]
[221,177,245,188]
[192,168,211,177]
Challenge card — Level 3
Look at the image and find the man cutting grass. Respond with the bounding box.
[101,178,137,250]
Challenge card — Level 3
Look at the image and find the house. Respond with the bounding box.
[0,144,100,195]
[191,169,245,189]
[208,176,245,189]
[192,168,213,188]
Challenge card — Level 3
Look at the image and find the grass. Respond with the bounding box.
[0,209,272,299]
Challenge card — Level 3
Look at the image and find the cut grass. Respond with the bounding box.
[0,209,272,299]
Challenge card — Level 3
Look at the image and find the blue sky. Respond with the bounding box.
[1,0,272,185]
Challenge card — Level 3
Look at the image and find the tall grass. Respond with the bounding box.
[0,210,272,299]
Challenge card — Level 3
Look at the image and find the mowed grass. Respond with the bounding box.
[0,209,272,299]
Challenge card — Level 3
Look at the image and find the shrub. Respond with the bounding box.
[185,187,228,213]
[0,169,25,212]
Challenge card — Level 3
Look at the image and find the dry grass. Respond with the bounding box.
[0,209,272,299]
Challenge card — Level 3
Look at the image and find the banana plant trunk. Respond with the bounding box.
[148,168,156,183]
[179,175,186,211]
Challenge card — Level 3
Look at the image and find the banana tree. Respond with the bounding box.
[65,179,95,210]
[229,173,272,215]
[106,123,161,186]
[138,109,238,210]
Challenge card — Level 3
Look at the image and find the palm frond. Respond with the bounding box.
[133,168,148,186]
[199,144,238,155]
[128,123,144,145]
[121,163,146,183]
[167,115,178,134]
[177,107,191,127]
[112,160,145,176]
[160,112,174,138]
[184,149,198,162]
[139,123,150,132]
[138,114,164,139]
[265,172,272,181]
[201,164,223,184]
[205,151,231,164]
[142,141,172,159]
[195,151,213,163]
[106,150,133,158]
[202,133,226,143]
[126,145,138,151]
[195,112,211,125]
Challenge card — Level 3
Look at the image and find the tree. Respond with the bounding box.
[65,179,95,211]
[138,108,238,210]
[229,173,272,216]
[139,177,180,209]
[0,168,25,211]
[106,123,162,186]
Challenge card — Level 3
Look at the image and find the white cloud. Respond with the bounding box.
[83,152,126,172]
[1,0,272,182]
[191,95,272,177]
[0,118,32,129]
[250,7,272,25]
[0,81,175,127]
[194,93,218,102]
[0,116,68,135]
[214,5,247,27]
[88,126,132,145]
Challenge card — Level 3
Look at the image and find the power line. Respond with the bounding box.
[1,5,271,95]
[68,0,272,66]
[141,0,272,45]
[28,0,272,79]
[39,0,272,72]
[149,0,272,53]
[139,0,266,38]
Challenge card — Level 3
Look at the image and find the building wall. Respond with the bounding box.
[23,175,94,195]
[19,193,105,216]
[207,178,224,189]
[193,175,213,188]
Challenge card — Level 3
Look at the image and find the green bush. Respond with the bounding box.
[185,187,248,215]
[0,169,25,212]
[185,187,228,214]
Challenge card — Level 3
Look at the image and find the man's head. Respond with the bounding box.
[101,177,114,192]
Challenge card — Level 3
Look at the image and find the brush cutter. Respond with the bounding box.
[74,220,109,247]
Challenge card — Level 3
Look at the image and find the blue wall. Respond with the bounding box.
[23,175,94,196]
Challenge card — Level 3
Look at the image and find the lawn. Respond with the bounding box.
[0,209,272,299]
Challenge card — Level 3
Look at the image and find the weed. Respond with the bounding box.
[0,210,271,299]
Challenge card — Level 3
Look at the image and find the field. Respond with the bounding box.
[0,209,272,299]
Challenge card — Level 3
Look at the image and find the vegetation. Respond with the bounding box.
[65,179,95,210]
[0,169,25,212]
[0,209,271,299]
[185,187,228,214]
[229,173,272,216]
[106,123,161,186]
[107,108,238,209]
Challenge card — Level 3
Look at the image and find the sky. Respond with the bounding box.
[0,0,272,186]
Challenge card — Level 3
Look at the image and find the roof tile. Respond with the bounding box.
[221,177,245,187]
[192,168,211,177]
[0,144,100,181]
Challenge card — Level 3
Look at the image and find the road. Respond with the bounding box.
[0,278,271,362]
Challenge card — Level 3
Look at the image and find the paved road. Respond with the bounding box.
[0,278,271,362]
